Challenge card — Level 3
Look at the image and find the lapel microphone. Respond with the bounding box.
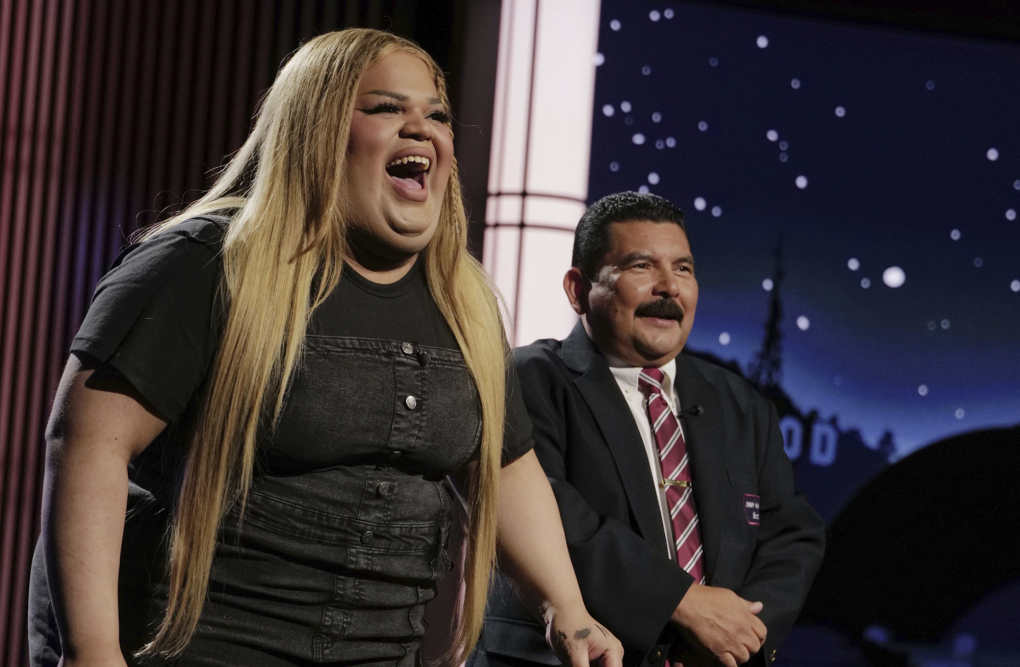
[683,405,704,416]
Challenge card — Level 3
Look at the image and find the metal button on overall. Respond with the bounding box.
[361,531,374,544]
[647,649,661,665]
[377,482,395,496]
[405,395,417,410]
[401,342,414,354]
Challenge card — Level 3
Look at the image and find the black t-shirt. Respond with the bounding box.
[71,216,533,482]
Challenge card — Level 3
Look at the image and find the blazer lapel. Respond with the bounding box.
[561,323,670,552]
[673,354,727,584]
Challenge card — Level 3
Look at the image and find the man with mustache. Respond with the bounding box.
[471,192,824,667]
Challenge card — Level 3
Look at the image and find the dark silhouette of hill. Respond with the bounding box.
[800,426,1020,642]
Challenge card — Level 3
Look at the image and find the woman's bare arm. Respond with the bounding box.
[493,449,624,667]
[42,355,167,665]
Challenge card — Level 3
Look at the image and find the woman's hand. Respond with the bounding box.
[544,603,624,667]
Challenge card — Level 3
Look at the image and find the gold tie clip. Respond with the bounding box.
[660,478,691,489]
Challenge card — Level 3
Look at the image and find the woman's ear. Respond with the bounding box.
[562,267,591,316]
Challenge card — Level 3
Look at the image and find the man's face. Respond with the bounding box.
[567,220,698,367]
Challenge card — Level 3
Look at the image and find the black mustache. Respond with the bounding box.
[634,299,684,322]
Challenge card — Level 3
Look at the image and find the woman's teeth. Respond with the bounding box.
[385,155,430,170]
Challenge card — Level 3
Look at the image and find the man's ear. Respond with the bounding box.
[563,267,590,316]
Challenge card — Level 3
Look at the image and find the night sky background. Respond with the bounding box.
[588,0,1020,459]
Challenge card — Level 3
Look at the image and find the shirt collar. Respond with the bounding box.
[607,358,678,397]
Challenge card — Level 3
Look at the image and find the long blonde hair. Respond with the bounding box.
[138,30,505,663]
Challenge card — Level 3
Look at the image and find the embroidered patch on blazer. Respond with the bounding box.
[743,494,760,525]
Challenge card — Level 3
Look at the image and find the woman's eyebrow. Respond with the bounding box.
[364,89,408,101]
[363,90,443,105]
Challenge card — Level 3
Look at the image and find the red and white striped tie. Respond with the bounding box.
[638,368,705,584]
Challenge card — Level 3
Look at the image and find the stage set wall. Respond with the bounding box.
[0,1,501,663]
[4,0,1019,665]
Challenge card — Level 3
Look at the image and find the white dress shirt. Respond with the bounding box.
[598,344,685,561]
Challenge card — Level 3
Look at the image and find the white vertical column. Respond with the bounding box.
[483,0,601,346]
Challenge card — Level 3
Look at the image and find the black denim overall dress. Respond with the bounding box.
[176,336,482,666]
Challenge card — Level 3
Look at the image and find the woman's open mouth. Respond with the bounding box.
[385,155,431,194]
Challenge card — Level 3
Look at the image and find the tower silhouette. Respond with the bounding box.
[748,242,784,390]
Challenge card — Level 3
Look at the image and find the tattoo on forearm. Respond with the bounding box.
[574,628,591,640]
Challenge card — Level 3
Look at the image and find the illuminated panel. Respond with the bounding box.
[484,0,601,346]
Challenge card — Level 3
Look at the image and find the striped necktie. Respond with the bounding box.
[638,367,706,584]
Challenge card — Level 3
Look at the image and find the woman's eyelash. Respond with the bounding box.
[361,103,402,114]
[358,104,451,123]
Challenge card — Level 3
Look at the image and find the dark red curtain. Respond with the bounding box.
[0,1,498,663]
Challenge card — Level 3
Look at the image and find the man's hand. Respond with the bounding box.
[670,583,766,667]
[544,604,625,667]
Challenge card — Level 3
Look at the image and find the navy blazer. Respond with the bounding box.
[475,322,825,667]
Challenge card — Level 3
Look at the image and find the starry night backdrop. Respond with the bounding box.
[589,1,1020,459]
[588,1,1020,661]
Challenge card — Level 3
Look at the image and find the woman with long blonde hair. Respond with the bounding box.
[31,29,622,667]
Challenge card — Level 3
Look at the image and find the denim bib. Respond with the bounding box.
[167,338,481,665]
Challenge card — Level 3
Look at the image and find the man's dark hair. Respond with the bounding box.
[571,191,687,279]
